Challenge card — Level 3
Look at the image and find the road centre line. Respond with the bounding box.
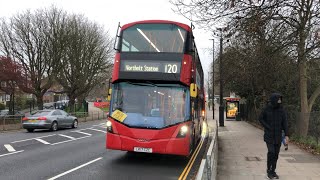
[0,150,24,158]
[11,134,57,143]
[86,128,106,133]
[50,136,90,146]
[183,138,205,180]
[71,131,92,136]
[34,138,51,145]
[4,144,16,152]
[58,134,76,140]
[47,157,103,180]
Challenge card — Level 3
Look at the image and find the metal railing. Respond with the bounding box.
[0,111,108,131]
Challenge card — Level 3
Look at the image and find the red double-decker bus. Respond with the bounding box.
[106,20,205,156]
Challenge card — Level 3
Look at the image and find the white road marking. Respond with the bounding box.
[47,157,103,180]
[11,134,57,143]
[4,144,16,152]
[0,150,24,158]
[93,123,106,127]
[58,134,76,140]
[34,138,51,145]
[50,136,90,146]
[86,128,106,133]
[71,131,92,136]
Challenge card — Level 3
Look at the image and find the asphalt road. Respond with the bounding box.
[0,120,208,180]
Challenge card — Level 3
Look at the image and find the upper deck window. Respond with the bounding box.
[121,24,187,53]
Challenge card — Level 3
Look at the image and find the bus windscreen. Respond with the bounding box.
[110,82,190,128]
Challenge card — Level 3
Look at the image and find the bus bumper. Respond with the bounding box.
[106,132,190,156]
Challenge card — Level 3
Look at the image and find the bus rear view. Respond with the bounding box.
[106,20,205,156]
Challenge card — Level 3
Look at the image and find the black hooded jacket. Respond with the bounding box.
[259,93,288,144]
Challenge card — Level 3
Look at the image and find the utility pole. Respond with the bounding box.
[218,29,224,127]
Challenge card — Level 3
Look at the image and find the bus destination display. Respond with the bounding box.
[121,61,181,74]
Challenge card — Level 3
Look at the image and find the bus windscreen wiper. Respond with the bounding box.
[126,81,157,87]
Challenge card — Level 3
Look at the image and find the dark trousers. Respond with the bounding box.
[266,143,281,172]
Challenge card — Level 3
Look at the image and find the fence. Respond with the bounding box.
[196,119,218,180]
[242,107,320,145]
[287,111,320,144]
[0,111,108,131]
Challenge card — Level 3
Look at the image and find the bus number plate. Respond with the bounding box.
[133,147,152,153]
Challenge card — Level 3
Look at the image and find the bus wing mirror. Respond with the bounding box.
[190,83,197,98]
[107,88,112,101]
[107,78,112,101]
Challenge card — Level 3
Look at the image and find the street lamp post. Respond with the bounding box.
[209,39,215,118]
[218,28,225,127]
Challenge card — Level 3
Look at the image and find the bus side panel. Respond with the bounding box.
[111,53,120,82]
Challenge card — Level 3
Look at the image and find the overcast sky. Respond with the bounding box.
[0,0,215,80]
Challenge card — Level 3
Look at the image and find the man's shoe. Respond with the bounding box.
[272,172,279,179]
[267,172,274,179]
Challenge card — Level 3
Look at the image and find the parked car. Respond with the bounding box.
[54,101,67,110]
[43,102,54,109]
[22,109,78,132]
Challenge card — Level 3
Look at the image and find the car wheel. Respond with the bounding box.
[50,121,58,131]
[72,120,78,128]
[27,129,34,133]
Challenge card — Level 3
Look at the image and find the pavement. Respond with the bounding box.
[212,104,320,180]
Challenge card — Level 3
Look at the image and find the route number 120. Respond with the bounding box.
[164,64,178,73]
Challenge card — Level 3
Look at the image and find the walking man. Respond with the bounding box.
[259,93,289,179]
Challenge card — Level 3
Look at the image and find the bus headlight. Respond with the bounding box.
[106,120,113,133]
[202,110,205,117]
[177,125,188,138]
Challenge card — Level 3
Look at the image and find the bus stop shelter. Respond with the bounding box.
[225,97,240,120]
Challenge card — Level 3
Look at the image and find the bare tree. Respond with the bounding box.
[56,14,113,111]
[0,7,67,110]
[172,0,320,136]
